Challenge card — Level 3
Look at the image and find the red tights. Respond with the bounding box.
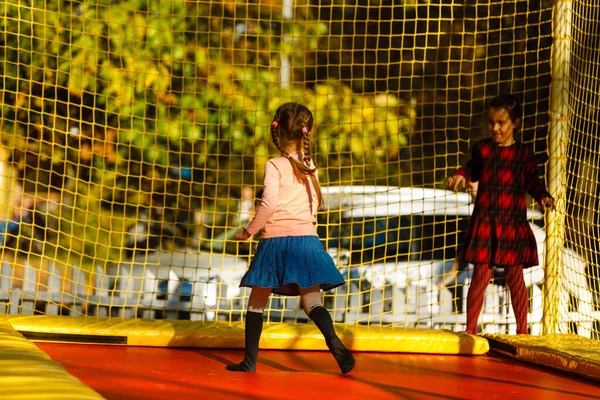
[466,264,529,335]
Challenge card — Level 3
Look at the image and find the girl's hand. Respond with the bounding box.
[234,227,252,241]
[541,196,556,211]
[447,175,466,192]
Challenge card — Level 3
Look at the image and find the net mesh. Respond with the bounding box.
[0,0,598,339]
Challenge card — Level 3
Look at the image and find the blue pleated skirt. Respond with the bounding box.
[239,235,346,296]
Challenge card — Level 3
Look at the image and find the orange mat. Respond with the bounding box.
[36,343,600,400]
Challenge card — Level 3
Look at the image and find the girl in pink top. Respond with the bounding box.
[227,102,354,374]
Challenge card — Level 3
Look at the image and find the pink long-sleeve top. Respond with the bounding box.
[245,153,320,238]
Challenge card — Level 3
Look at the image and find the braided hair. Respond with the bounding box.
[270,102,323,208]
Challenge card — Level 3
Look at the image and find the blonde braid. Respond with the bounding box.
[271,119,289,157]
[300,128,323,208]
[302,135,313,170]
[301,115,314,170]
[271,119,303,182]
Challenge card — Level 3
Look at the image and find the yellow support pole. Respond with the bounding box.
[0,146,16,220]
[544,0,572,335]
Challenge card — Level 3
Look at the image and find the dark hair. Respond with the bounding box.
[487,93,523,122]
[270,102,322,207]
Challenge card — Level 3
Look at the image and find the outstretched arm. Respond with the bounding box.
[448,142,481,191]
[447,174,466,192]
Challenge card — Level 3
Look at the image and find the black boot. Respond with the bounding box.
[226,311,263,372]
[309,306,356,374]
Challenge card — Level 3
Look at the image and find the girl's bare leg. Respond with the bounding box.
[299,285,323,315]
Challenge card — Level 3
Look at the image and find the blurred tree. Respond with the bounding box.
[0,0,412,268]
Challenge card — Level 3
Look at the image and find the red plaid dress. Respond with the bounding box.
[455,139,551,267]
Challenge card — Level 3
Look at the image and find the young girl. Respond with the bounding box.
[447,94,556,335]
[228,102,355,374]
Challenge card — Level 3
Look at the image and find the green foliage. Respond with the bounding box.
[0,0,413,268]
[263,83,413,185]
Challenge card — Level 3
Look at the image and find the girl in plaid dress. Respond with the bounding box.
[447,94,556,335]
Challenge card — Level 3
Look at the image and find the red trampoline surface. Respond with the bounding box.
[36,343,600,400]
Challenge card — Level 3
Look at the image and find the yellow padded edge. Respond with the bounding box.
[486,333,600,382]
[0,320,105,400]
[0,315,489,354]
